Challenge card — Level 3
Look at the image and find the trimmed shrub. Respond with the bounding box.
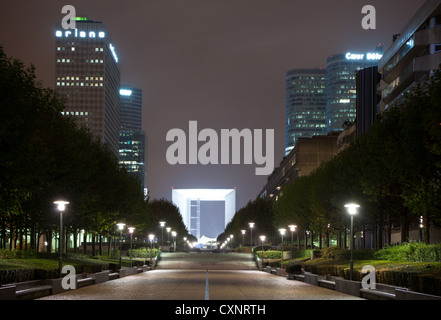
[374,243,441,262]
[291,250,313,260]
[0,249,38,259]
[129,248,160,259]
[256,250,282,259]
[286,260,302,274]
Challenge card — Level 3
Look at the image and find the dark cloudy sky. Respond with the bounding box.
[0,0,426,209]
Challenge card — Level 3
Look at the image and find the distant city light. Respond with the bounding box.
[109,43,118,63]
[120,89,132,96]
[55,29,106,39]
[345,52,382,61]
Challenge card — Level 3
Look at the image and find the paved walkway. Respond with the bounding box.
[39,270,361,300]
[39,252,362,300]
[156,252,258,270]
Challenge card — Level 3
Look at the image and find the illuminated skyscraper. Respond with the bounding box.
[285,69,327,156]
[119,86,147,196]
[326,47,382,133]
[55,17,120,157]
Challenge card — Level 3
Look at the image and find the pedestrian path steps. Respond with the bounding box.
[156,252,258,270]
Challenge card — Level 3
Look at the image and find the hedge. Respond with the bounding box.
[373,243,441,262]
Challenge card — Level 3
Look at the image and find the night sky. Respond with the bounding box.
[1,0,426,209]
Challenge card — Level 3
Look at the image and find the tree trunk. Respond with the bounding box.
[400,212,409,243]
[377,214,384,250]
[424,209,430,244]
[99,233,102,256]
[92,234,96,256]
[83,232,87,255]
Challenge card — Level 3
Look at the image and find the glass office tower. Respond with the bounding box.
[326,48,382,133]
[55,17,120,157]
[119,86,147,195]
[285,69,327,156]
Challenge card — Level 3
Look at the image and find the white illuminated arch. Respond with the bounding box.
[172,188,236,241]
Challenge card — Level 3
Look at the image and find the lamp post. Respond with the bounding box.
[128,227,135,267]
[148,234,154,265]
[116,223,125,267]
[54,200,69,278]
[289,225,297,258]
[345,203,360,280]
[249,222,255,247]
[171,231,177,252]
[230,234,234,252]
[241,230,246,248]
[279,228,286,269]
[159,221,166,247]
[260,235,266,271]
[166,227,171,248]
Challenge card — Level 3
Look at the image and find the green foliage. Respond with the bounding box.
[273,66,441,248]
[128,248,160,259]
[320,247,346,259]
[285,260,302,274]
[374,242,441,262]
[0,45,148,248]
[219,197,277,243]
[0,249,38,259]
[291,250,314,260]
[256,250,282,259]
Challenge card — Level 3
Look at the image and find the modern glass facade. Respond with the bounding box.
[55,18,121,157]
[119,86,147,194]
[326,49,382,133]
[285,69,327,156]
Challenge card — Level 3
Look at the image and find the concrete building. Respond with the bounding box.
[259,134,338,201]
[378,0,441,112]
[55,17,120,157]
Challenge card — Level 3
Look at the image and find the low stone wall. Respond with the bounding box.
[0,265,152,300]
[286,271,441,300]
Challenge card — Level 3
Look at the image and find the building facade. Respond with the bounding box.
[378,0,441,112]
[356,66,381,139]
[119,86,147,195]
[259,134,338,201]
[55,17,120,157]
[285,69,327,156]
[326,49,382,134]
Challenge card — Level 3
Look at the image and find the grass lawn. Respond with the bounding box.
[302,257,441,276]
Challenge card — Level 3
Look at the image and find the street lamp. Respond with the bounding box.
[159,221,166,247]
[345,203,360,280]
[289,225,297,258]
[259,235,266,271]
[116,223,126,267]
[54,200,69,278]
[128,227,135,267]
[148,234,155,265]
[279,228,286,269]
[166,227,171,247]
[249,222,255,247]
[171,231,177,252]
[241,230,246,248]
